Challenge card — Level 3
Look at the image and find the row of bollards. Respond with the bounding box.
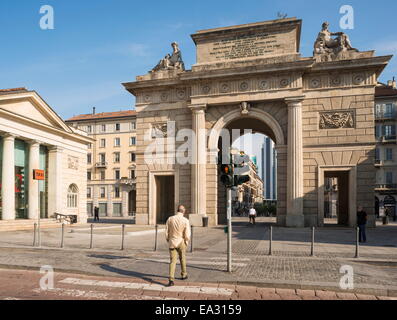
[267,226,361,258]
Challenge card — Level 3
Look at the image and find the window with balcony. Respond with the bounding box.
[115,169,120,180]
[114,152,120,163]
[384,125,396,139]
[115,187,120,198]
[375,148,380,161]
[114,138,121,147]
[99,153,106,164]
[386,172,394,185]
[100,187,106,198]
[386,148,393,161]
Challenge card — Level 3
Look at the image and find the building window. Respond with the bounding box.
[88,143,92,149]
[386,148,393,161]
[115,187,120,198]
[87,187,92,199]
[100,187,106,198]
[386,172,394,185]
[375,148,380,161]
[130,137,136,146]
[130,152,136,162]
[130,170,136,179]
[99,153,106,164]
[114,152,120,163]
[87,171,92,181]
[87,153,92,164]
[115,169,120,180]
[114,138,121,147]
[100,171,106,180]
[87,125,92,133]
[115,123,121,132]
[67,184,78,208]
[101,124,106,132]
[100,139,106,148]
[131,122,136,131]
[384,125,396,139]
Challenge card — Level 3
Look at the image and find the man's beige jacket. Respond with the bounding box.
[165,212,191,249]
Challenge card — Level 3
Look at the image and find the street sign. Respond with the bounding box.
[33,169,45,181]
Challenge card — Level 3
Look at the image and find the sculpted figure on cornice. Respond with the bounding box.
[151,42,185,72]
[314,22,359,62]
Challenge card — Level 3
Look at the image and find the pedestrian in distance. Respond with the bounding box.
[165,205,191,287]
[249,206,257,225]
[94,206,100,222]
[357,206,367,243]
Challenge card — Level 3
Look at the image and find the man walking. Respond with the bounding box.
[94,206,100,222]
[165,205,191,287]
[357,206,368,243]
[249,206,257,225]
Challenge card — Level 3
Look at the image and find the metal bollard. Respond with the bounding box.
[355,227,360,258]
[311,227,315,257]
[90,224,94,249]
[121,224,125,251]
[190,226,194,253]
[269,226,273,256]
[33,223,37,247]
[60,224,65,248]
[154,225,158,252]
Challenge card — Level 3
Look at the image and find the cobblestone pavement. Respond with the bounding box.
[0,268,395,300]
[0,218,396,297]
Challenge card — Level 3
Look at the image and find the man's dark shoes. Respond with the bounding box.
[167,280,175,287]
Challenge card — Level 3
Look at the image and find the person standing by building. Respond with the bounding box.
[94,206,100,222]
[165,205,191,287]
[357,206,368,243]
[249,206,257,225]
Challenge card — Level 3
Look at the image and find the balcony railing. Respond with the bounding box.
[378,136,397,143]
[95,162,108,168]
[118,178,136,186]
[375,111,397,121]
[375,184,397,190]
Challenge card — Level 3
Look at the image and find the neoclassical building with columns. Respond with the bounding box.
[0,88,92,225]
[123,18,392,228]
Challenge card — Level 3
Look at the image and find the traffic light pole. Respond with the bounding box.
[227,187,232,273]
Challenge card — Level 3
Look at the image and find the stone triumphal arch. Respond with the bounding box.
[123,18,392,228]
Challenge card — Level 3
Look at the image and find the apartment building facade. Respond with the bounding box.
[375,81,397,219]
[66,110,137,218]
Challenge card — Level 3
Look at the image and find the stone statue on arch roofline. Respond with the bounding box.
[314,21,358,61]
[151,42,185,73]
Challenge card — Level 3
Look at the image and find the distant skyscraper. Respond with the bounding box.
[261,137,277,200]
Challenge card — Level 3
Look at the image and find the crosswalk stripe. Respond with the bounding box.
[59,278,234,296]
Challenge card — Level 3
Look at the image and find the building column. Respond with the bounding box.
[28,141,40,220]
[122,186,129,217]
[286,98,305,227]
[189,104,207,223]
[107,185,113,217]
[1,134,16,220]
[48,147,63,216]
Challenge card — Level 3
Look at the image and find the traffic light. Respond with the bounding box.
[233,152,251,187]
[220,164,234,187]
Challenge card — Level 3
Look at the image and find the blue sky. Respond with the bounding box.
[1,0,396,121]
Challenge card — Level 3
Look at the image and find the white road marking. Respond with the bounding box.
[59,278,234,296]
[32,288,177,300]
[140,258,247,267]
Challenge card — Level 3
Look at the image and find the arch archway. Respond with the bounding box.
[206,107,287,225]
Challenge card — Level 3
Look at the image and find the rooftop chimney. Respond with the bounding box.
[93,107,96,115]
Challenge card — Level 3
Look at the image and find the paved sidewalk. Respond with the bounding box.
[0,217,396,297]
[0,268,394,300]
